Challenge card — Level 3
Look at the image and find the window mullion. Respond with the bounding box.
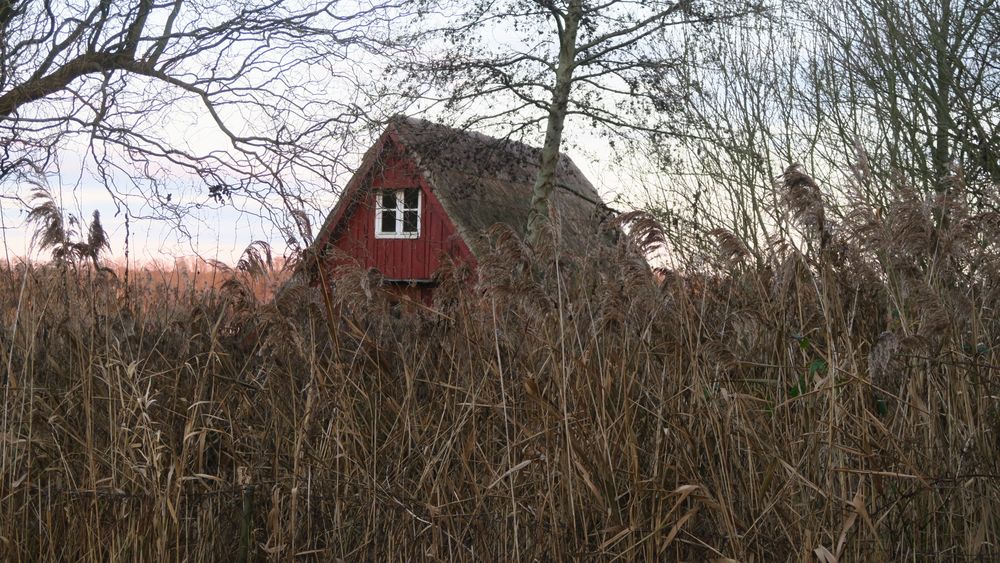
[396,190,404,233]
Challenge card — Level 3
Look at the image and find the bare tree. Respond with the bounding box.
[0,0,411,235]
[400,0,763,245]
[643,7,816,258]
[814,0,1000,197]
[644,0,1000,263]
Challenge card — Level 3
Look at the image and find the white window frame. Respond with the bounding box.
[374,188,421,239]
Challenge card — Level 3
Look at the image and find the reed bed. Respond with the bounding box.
[2,170,1000,561]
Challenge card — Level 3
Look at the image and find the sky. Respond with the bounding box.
[0,0,668,267]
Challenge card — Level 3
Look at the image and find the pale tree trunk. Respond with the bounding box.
[931,0,954,234]
[525,0,583,247]
[931,0,953,194]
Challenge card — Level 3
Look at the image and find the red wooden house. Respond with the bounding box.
[312,117,612,300]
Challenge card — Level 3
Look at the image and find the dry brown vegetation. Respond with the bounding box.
[3,169,1000,561]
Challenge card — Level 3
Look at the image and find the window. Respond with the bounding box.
[375,188,421,238]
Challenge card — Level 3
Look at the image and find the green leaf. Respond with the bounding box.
[788,376,807,398]
[808,358,827,376]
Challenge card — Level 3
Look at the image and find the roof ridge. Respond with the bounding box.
[393,115,557,161]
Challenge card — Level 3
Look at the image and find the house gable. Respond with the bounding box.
[313,117,615,290]
[318,132,476,282]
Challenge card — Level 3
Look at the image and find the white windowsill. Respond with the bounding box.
[374,231,420,239]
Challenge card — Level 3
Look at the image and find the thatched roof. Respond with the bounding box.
[318,116,614,258]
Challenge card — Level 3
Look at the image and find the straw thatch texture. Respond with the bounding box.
[391,117,612,256]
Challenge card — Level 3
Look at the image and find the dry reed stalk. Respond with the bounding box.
[2,171,1000,560]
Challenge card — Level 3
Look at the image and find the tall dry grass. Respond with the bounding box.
[2,168,1000,561]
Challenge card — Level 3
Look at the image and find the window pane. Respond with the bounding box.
[403,210,418,233]
[381,210,396,233]
[403,188,419,209]
[381,190,396,209]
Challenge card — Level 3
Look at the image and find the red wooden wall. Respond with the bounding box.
[326,147,476,282]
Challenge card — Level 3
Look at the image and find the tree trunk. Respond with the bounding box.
[525,0,583,248]
[931,0,953,193]
[931,0,954,235]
